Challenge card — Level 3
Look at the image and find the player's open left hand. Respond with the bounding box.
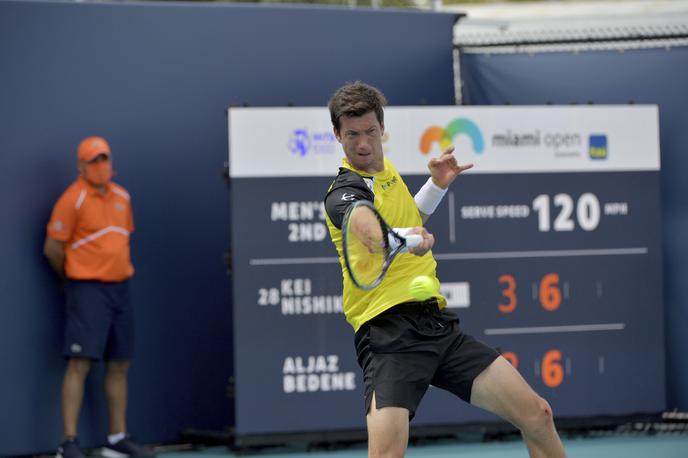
[428,145,473,189]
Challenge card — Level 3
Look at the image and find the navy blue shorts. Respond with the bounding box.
[63,280,134,361]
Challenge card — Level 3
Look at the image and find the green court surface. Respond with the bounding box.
[155,434,688,458]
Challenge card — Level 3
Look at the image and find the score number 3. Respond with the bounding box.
[498,274,518,313]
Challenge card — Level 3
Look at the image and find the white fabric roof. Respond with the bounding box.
[439,0,688,50]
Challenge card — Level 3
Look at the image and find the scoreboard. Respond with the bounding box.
[228,106,665,437]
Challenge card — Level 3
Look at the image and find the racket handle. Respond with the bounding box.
[405,234,423,249]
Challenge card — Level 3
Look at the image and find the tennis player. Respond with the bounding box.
[323,82,566,458]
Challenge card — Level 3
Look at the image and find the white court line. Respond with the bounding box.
[484,323,626,336]
[435,247,647,261]
[249,257,338,266]
[249,247,648,266]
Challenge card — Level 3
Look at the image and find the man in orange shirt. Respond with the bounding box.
[44,136,154,458]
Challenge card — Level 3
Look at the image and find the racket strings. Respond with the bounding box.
[344,204,389,288]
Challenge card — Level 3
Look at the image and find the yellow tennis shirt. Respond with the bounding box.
[325,158,446,332]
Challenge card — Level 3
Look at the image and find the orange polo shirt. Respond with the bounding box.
[47,177,134,282]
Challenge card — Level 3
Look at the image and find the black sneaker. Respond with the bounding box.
[56,437,85,458]
[101,435,156,458]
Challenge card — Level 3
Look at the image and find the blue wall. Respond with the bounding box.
[0,1,457,455]
[460,46,688,411]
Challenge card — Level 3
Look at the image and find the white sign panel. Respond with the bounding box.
[228,105,659,177]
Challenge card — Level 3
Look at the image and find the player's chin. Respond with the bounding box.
[352,154,371,167]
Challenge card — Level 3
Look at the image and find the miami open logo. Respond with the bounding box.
[420,118,485,155]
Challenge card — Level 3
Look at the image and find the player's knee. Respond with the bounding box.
[368,421,407,458]
[367,409,408,457]
[518,396,554,436]
[67,357,91,377]
[106,359,130,375]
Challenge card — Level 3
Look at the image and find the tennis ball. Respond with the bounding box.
[409,275,436,300]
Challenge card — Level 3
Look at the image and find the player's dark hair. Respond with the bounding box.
[328,81,387,132]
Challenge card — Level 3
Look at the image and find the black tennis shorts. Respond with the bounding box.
[354,299,500,419]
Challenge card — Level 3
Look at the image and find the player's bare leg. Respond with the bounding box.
[104,359,130,435]
[62,357,91,438]
[470,356,566,458]
[366,393,409,458]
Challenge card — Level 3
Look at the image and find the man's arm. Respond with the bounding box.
[416,145,473,223]
[43,236,66,280]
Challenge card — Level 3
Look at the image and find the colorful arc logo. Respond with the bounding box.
[420,118,485,155]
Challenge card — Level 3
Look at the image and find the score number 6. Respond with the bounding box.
[503,349,565,388]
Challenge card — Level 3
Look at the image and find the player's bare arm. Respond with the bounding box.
[43,236,66,279]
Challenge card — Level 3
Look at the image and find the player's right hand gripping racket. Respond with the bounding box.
[342,200,422,290]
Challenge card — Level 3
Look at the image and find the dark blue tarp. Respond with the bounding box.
[0,1,457,455]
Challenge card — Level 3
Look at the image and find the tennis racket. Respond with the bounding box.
[342,200,422,290]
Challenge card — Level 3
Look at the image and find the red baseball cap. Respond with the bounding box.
[77,136,111,162]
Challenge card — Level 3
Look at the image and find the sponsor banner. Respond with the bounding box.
[228,105,659,177]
